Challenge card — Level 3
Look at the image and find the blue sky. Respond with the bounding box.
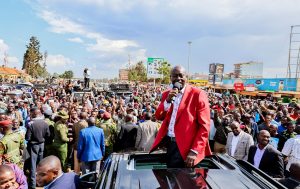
[1,0,300,79]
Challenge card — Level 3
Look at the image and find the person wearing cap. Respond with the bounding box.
[44,109,55,157]
[52,111,71,170]
[0,119,25,168]
[99,112,117,157]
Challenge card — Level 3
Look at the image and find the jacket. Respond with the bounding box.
[150,85,211,164]
[226,131,254,160]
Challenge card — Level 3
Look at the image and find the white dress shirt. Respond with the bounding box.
[231,134,240,156]
[282,135,300,170]
[163,86,186,137]
[253,145,267,168]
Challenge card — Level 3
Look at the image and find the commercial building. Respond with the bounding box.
[234,61,263,79]
[119,69,129,81]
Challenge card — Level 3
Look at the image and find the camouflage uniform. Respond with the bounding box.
[99,118,117,156]
[52,120,69,169]
[0,131,24,168]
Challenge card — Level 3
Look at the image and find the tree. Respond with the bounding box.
[128,61,147,82]
[22,36,47,78]
[157,61,171,84]
[59,70,74,79]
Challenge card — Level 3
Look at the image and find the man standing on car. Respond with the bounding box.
[150,65,211,168]
[83,68,90,89]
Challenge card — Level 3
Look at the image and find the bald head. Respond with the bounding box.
[87,117,96,126]
[170,65,187,87]
[171,65,186,75]
[36,156,62,187]
[38,155,62,171]
[0,165,14,175]
[0,165,16,188]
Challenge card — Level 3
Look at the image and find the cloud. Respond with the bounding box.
[0,39,20,68]
[68,37,84,43]
[0,39,9,52]
[46,54,75,74]
[38,10,141,55]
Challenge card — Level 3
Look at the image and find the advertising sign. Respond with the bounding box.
[215,63,224,74]
[147,58,164,78]
[209,64,216,74]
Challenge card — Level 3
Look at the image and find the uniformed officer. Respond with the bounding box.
[53,111,71,169]
[44,109,55,156]
[0,119,24,168]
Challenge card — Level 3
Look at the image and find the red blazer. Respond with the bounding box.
[150,85,211,164]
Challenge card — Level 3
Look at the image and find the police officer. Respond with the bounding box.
[0,119,24,168]
[53,111,71,169]
[44,109,55,156]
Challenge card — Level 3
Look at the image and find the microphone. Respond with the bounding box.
[171,82,183,102]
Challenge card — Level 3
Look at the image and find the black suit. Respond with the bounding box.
[115,123,137,152]
[248,144,284,178]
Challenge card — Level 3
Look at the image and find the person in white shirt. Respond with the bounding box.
[83,68,90,89]
[226,121,254,160]
[248,130,284,178]
[282,126,300,172]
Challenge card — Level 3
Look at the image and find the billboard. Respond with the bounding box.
[208,63,224,84]
[147,58,164,78]
[222,78,297,91]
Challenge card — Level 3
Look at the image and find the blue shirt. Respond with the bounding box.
[77,126,105,162]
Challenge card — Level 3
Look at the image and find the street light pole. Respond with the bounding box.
[187,41,192,81]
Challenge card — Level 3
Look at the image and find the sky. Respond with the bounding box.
[1,0,300,79]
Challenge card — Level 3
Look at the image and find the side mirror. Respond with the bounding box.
[78,171,98,189]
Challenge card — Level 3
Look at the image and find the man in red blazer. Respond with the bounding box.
[150,65,211,168]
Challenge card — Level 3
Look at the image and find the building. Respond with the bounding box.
[119,69,129,81]
[234,61,263,79]
[0,66,30,83]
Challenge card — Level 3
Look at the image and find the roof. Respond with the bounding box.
[95,152,287,189]
[0,66,26,76]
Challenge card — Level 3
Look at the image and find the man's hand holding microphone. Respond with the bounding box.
[166,82,182,103]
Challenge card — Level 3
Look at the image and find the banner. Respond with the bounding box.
[147,58,164,78]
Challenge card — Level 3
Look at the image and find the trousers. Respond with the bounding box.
[80,160,101,174]
[166,137,185,168]
[28,143,44,189]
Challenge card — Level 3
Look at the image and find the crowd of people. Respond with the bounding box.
[0,65,299,189]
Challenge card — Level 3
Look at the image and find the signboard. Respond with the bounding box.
[147,58,164,78]
[208,74,214,83]
[208,63,224,84]
[209,64,216,74]
[215,63,224,74]
[234,79,244,91]
[234,82,244,91]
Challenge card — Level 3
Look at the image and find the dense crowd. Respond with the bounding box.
[0,79,299,189]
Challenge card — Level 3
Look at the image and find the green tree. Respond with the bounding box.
[59,70,74,79]
[128,61,147,82]
[157,61,171,84]
[22,36,46,78]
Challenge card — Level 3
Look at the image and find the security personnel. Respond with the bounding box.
[44,109,55,156]
[0,119,24,168]
[53,111,71,169]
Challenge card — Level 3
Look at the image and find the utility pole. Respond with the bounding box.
[187,41,192,81]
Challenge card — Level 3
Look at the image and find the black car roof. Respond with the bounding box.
[95,152,287,189]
